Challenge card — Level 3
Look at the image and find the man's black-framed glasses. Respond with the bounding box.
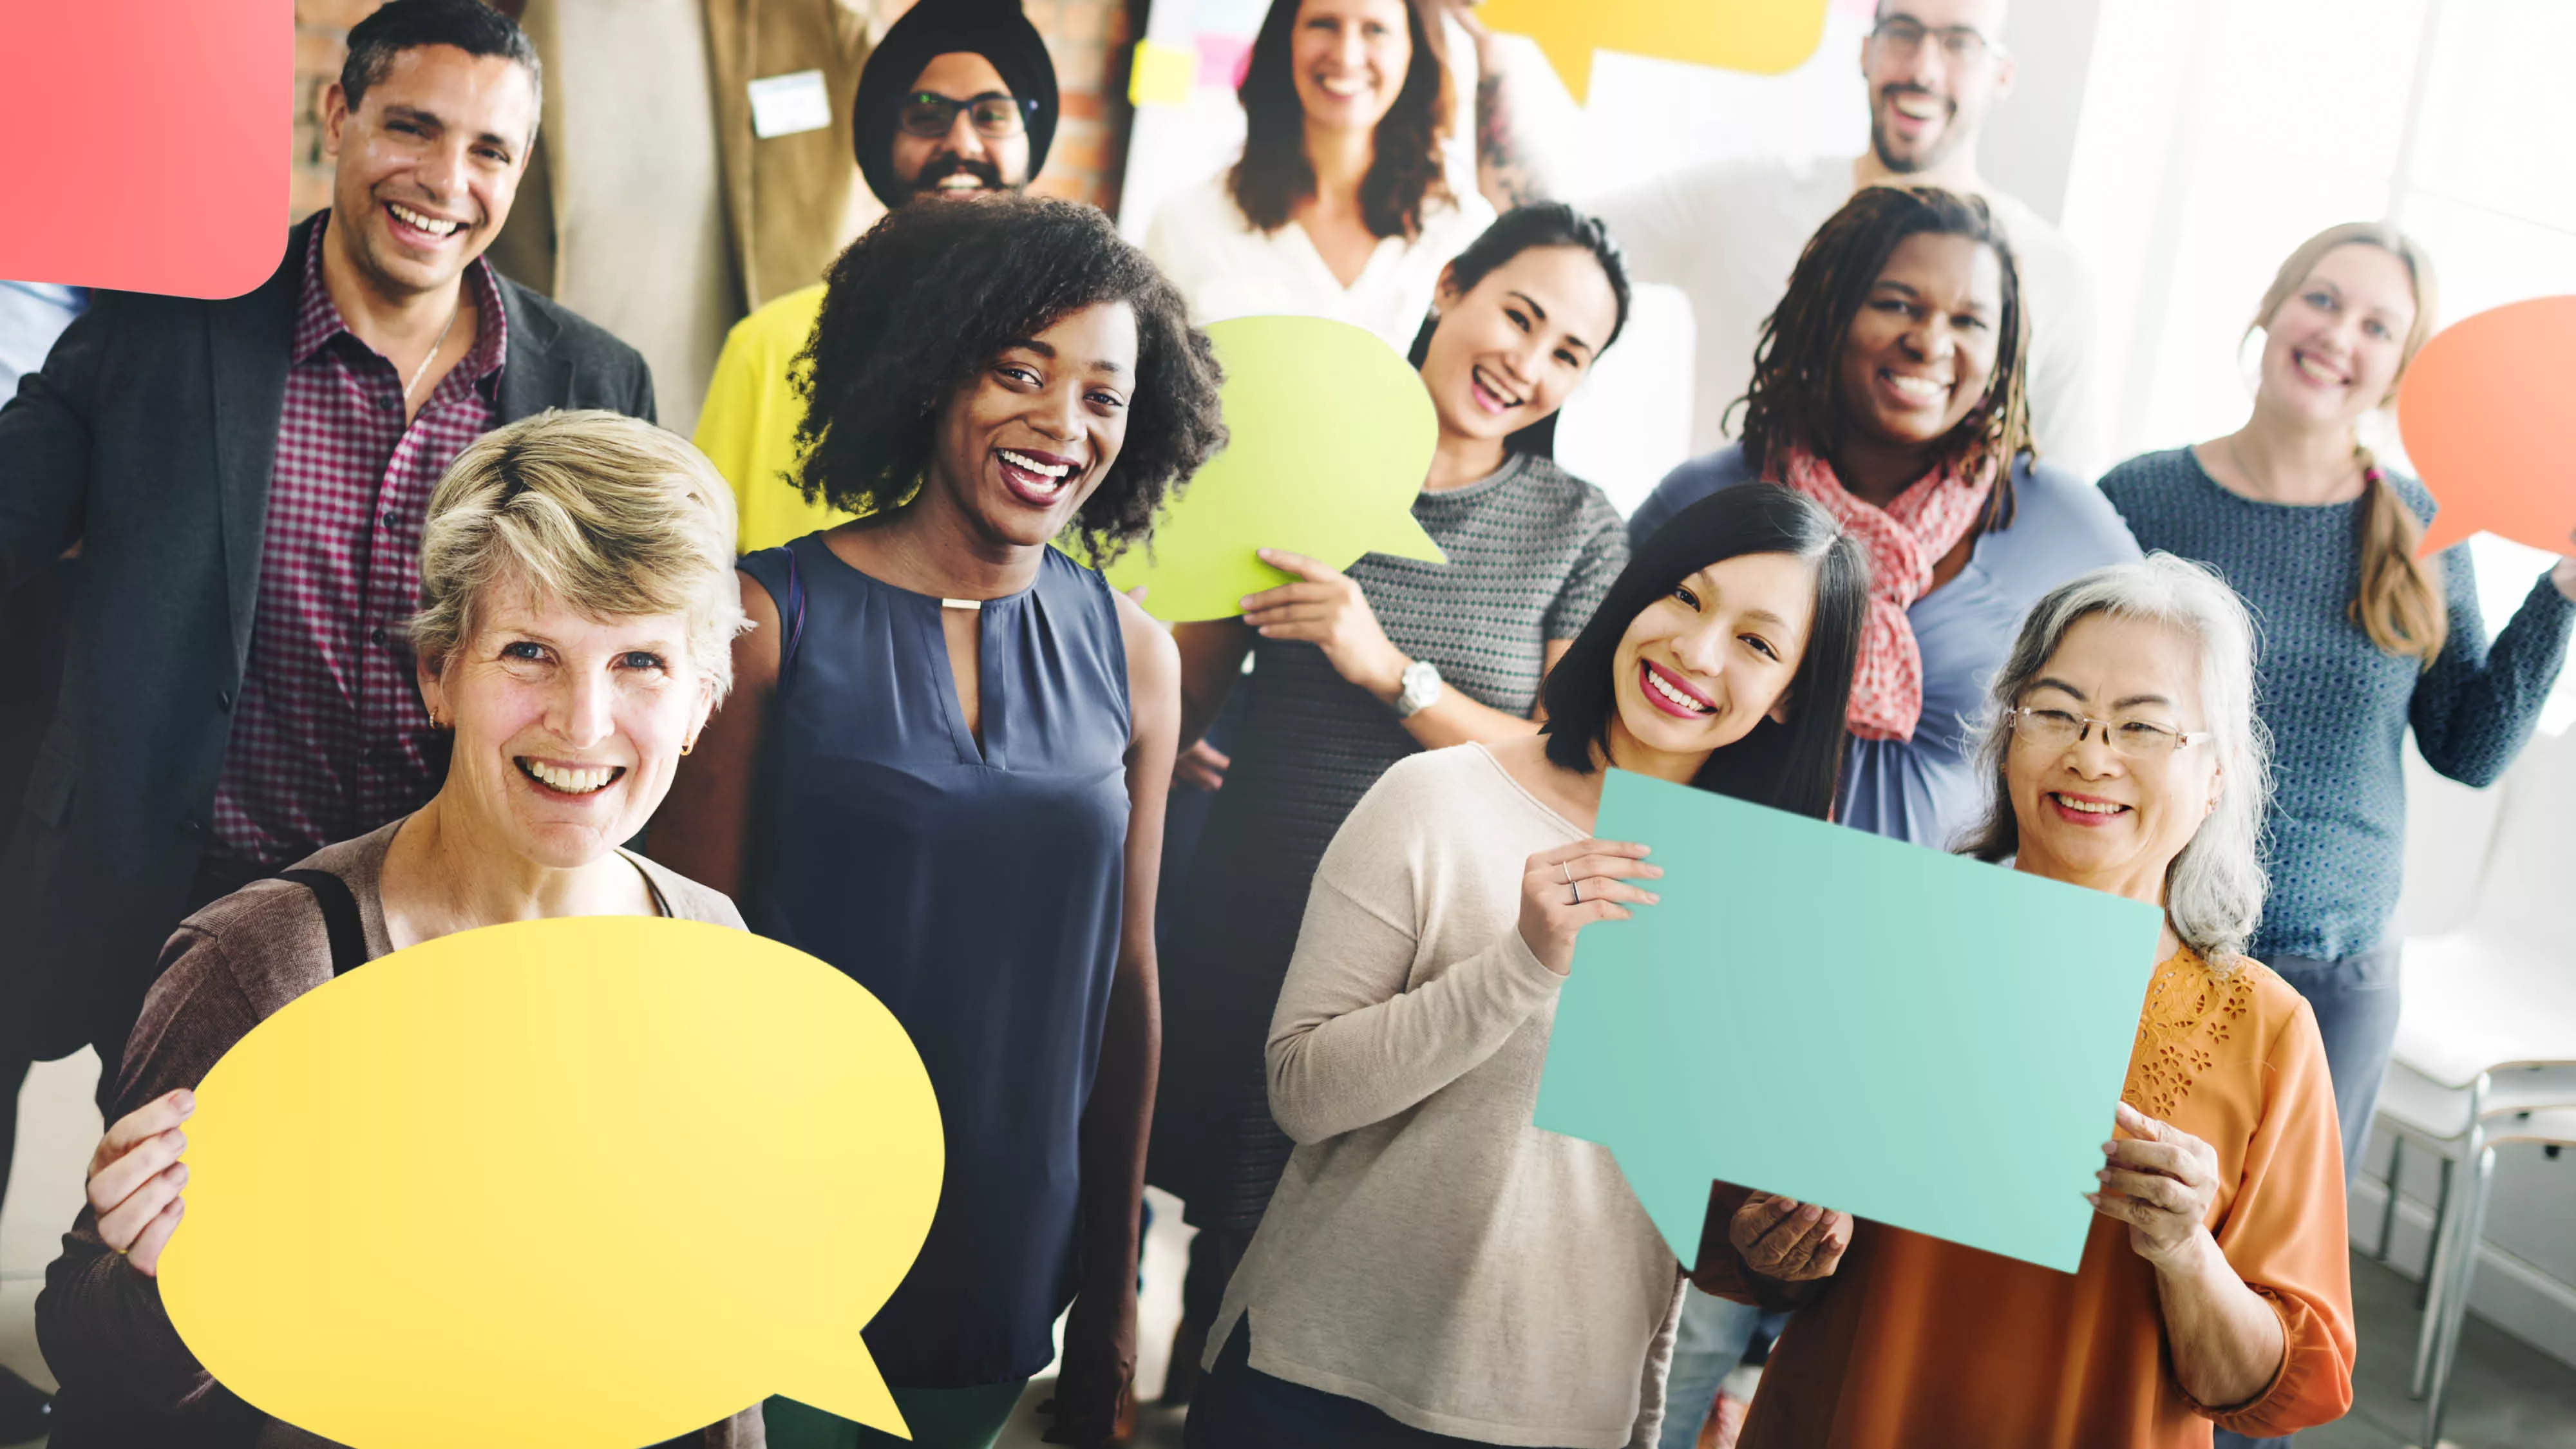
[1870,14,2003,64]
[898,90,1036,140]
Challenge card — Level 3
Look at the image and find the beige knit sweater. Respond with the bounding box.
[1208,744,1685,1448]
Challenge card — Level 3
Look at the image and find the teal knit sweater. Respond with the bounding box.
[2099,448,2574,961]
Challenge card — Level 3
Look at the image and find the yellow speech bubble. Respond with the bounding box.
[1105,314,1443,622]
[1475,0,1832,100]
[156,916,942,1448]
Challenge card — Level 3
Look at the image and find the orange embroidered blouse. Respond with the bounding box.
[1696,949,2356,1448]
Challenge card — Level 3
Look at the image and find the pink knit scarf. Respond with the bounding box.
[1772,444,1996,741]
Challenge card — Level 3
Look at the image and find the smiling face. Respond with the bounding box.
[2256,242,2420,429]
[1835,230,2004,455]
[1862,0,2012,175]
[2004,613,2221,899]
[929,301,1140,551]
[1291,0,1414,135]
[419,589,714,871]
[1604,551,1821,773]
[321,44,537,302]
[890,51,1033,200]
[1420,245,1619,446]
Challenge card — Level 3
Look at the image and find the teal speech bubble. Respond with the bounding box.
[1535,770,2162,1274]
[1104,315,1444,621]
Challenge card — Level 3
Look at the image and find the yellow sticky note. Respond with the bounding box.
[1106,315,1443,621]
[157,916,942,1448]
[1129,38,1197,108]
[1474,0,1832,100]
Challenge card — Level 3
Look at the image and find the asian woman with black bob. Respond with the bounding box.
[1181,484,1866,1449]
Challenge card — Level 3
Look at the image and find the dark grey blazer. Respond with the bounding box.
[0,214,655,1061]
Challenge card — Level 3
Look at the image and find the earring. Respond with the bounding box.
[680,735,697,757]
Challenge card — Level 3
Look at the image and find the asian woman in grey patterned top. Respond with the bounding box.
[1150,204,1636,1379]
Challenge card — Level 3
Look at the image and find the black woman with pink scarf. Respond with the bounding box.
[1619,184,2140,1448]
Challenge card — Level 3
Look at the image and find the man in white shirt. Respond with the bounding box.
[1586,0,2108,479]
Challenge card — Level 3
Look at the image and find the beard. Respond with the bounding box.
[907,154,1010,199]
[1869,86,1969,175]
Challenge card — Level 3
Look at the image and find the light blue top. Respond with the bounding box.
[1629,448,2141,851]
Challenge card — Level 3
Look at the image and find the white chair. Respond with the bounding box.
[2378,726,2576,1448]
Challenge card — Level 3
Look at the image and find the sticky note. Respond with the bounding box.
[1129,39,1197,108]
[158,916,942,1446]
[1104,315,1443,621]
[2398,295,2576,558]
[1534,770,2161,1274]
[748,69,834,139]
[1472,0,1832,101]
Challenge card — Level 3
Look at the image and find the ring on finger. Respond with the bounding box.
[1569,878,1583,904]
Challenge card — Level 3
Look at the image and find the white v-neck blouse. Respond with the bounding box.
[1144,169,1496,357]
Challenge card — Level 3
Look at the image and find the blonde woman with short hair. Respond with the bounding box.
[38,410,761,1448]
[2098,226,2576,1269]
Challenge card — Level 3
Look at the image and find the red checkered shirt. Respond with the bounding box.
[209,215,509,867]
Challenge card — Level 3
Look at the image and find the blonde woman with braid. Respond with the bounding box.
[2099,228,2576,1337]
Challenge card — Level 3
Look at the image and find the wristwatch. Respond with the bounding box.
[1393,658,1444,719]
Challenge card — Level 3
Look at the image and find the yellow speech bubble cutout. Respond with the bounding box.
[1105,314,1444,622]
[1474,0,1832,100]
[156,916,941,1448]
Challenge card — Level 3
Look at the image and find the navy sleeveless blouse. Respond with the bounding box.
[738,536,1133,1387]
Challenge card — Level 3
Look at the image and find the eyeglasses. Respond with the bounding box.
[1870,15,2003,64]
[2005,706,2209,759]
[897,91,1035,140]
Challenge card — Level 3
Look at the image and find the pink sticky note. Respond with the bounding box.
[0,0,290,298]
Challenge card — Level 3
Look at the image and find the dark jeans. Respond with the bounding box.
[1186,1322,1584,1449]
[2211,942,2400,1449]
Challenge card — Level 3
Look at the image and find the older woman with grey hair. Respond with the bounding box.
[38,411,761,1449]
[1692,554,2358,1449]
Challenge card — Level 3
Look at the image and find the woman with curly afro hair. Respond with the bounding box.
[654,192,1224,1449]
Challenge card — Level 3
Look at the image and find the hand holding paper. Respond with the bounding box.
[2088,1101,2224,1269]
[1730,1193,1853,1283]
[1514,837,1662,976]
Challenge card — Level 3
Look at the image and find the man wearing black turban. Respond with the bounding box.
[692,0,1069,556]
[851,0,1060,207]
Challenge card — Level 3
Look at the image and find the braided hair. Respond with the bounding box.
[1734,185,2034,529]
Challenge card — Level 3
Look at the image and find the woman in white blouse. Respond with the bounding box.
[1145,0,1496,354]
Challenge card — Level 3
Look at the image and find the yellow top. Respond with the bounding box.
[692,282,858,553]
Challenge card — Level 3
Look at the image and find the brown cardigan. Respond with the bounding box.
[34,818,764,1449]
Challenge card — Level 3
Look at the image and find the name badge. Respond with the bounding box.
[748,70,833,139]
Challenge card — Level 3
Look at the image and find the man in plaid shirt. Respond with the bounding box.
[0,0,656,1114]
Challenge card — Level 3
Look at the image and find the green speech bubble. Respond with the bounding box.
[1535,769,2163,1274]
[1105,315,1444,622]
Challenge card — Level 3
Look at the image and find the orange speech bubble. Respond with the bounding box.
[2399,296,2576,558]
[0,0,289,298]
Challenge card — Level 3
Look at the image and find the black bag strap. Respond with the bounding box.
[278,869,371,976]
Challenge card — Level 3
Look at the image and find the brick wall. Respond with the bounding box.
[289,0,1136,222]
